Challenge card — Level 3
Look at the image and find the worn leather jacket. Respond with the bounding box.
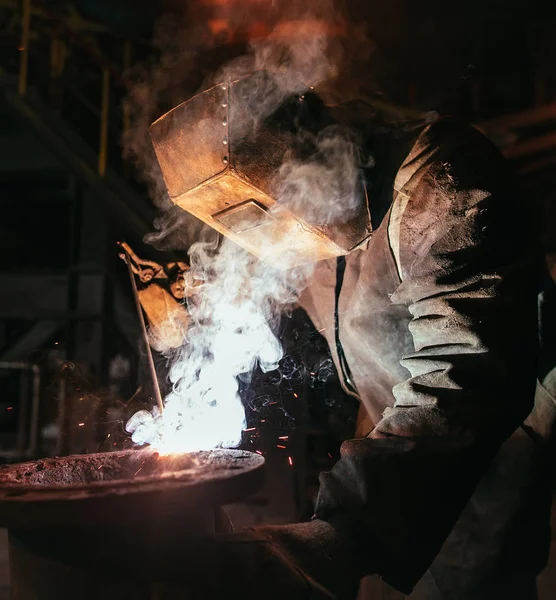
[298,112,556,598]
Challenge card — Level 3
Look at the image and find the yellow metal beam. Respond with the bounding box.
[122,41,132,138]
[98,67,110,176]
[18,0,31,96]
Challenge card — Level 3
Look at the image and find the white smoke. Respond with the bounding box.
[275,125,363,226]
[127,231,312,453]
[125,2,369,454]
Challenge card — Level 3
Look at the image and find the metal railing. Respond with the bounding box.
[1,0,148,179]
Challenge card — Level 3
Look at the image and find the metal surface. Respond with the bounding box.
[3,448,264,599]
[150,71,372,268]
[0,448,264,529]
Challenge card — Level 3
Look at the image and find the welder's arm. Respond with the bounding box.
[314,121,540,593]
[137,285,190,352]
[118,243,193,352]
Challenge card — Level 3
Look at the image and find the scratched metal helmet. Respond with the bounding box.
[150,70,371,268]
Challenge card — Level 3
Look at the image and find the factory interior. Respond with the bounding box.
[1,1,556,598]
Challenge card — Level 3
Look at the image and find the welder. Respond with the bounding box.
[140,71,556,599]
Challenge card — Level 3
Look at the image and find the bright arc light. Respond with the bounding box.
[126,237,294,455]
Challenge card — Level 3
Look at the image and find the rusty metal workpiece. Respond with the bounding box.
[0,448,265,529]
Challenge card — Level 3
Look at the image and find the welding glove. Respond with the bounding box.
[174,519,368,600]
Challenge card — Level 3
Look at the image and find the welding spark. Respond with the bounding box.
[288,456,293,466]
[78,422,85,427]
[277,444,286,449]
[133,460,147,476]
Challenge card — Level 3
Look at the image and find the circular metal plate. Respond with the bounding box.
[0,449,264,529]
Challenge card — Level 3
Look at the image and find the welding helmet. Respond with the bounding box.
[149,70,372,268]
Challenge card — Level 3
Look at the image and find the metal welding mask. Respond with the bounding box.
[150,71,372,268]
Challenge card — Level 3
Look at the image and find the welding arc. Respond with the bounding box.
[122,248,164,415]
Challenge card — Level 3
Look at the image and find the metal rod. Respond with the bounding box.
[502,130,556,160]
[50,38,57,78]
[49,37,64,103]
[50,38,66,80]
[18,0,31,96]
[55,375,67,456]
[123,253,164,414]
[122,40,132,136]
[122,41,132,178]
[27,364,41,457]
[98,67,110,176]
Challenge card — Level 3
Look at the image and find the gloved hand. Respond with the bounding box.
[170,519,369,600]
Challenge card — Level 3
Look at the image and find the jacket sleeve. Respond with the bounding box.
[313,119,540,593]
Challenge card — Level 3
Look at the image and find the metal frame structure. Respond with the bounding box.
[0,361,40,459]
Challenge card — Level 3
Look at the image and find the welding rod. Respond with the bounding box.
[123,251,164,415]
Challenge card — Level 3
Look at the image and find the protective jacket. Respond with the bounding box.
[298,110,556,598]
[140,97,556,599]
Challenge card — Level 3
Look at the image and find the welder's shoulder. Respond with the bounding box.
[419,116,511,190]
[392,117,508,212]
[393,116,516,219]
[389,117,519,277]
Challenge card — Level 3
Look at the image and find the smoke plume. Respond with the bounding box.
[125,1,369,452]
[275,125,363,226]
[127,230,313,452]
